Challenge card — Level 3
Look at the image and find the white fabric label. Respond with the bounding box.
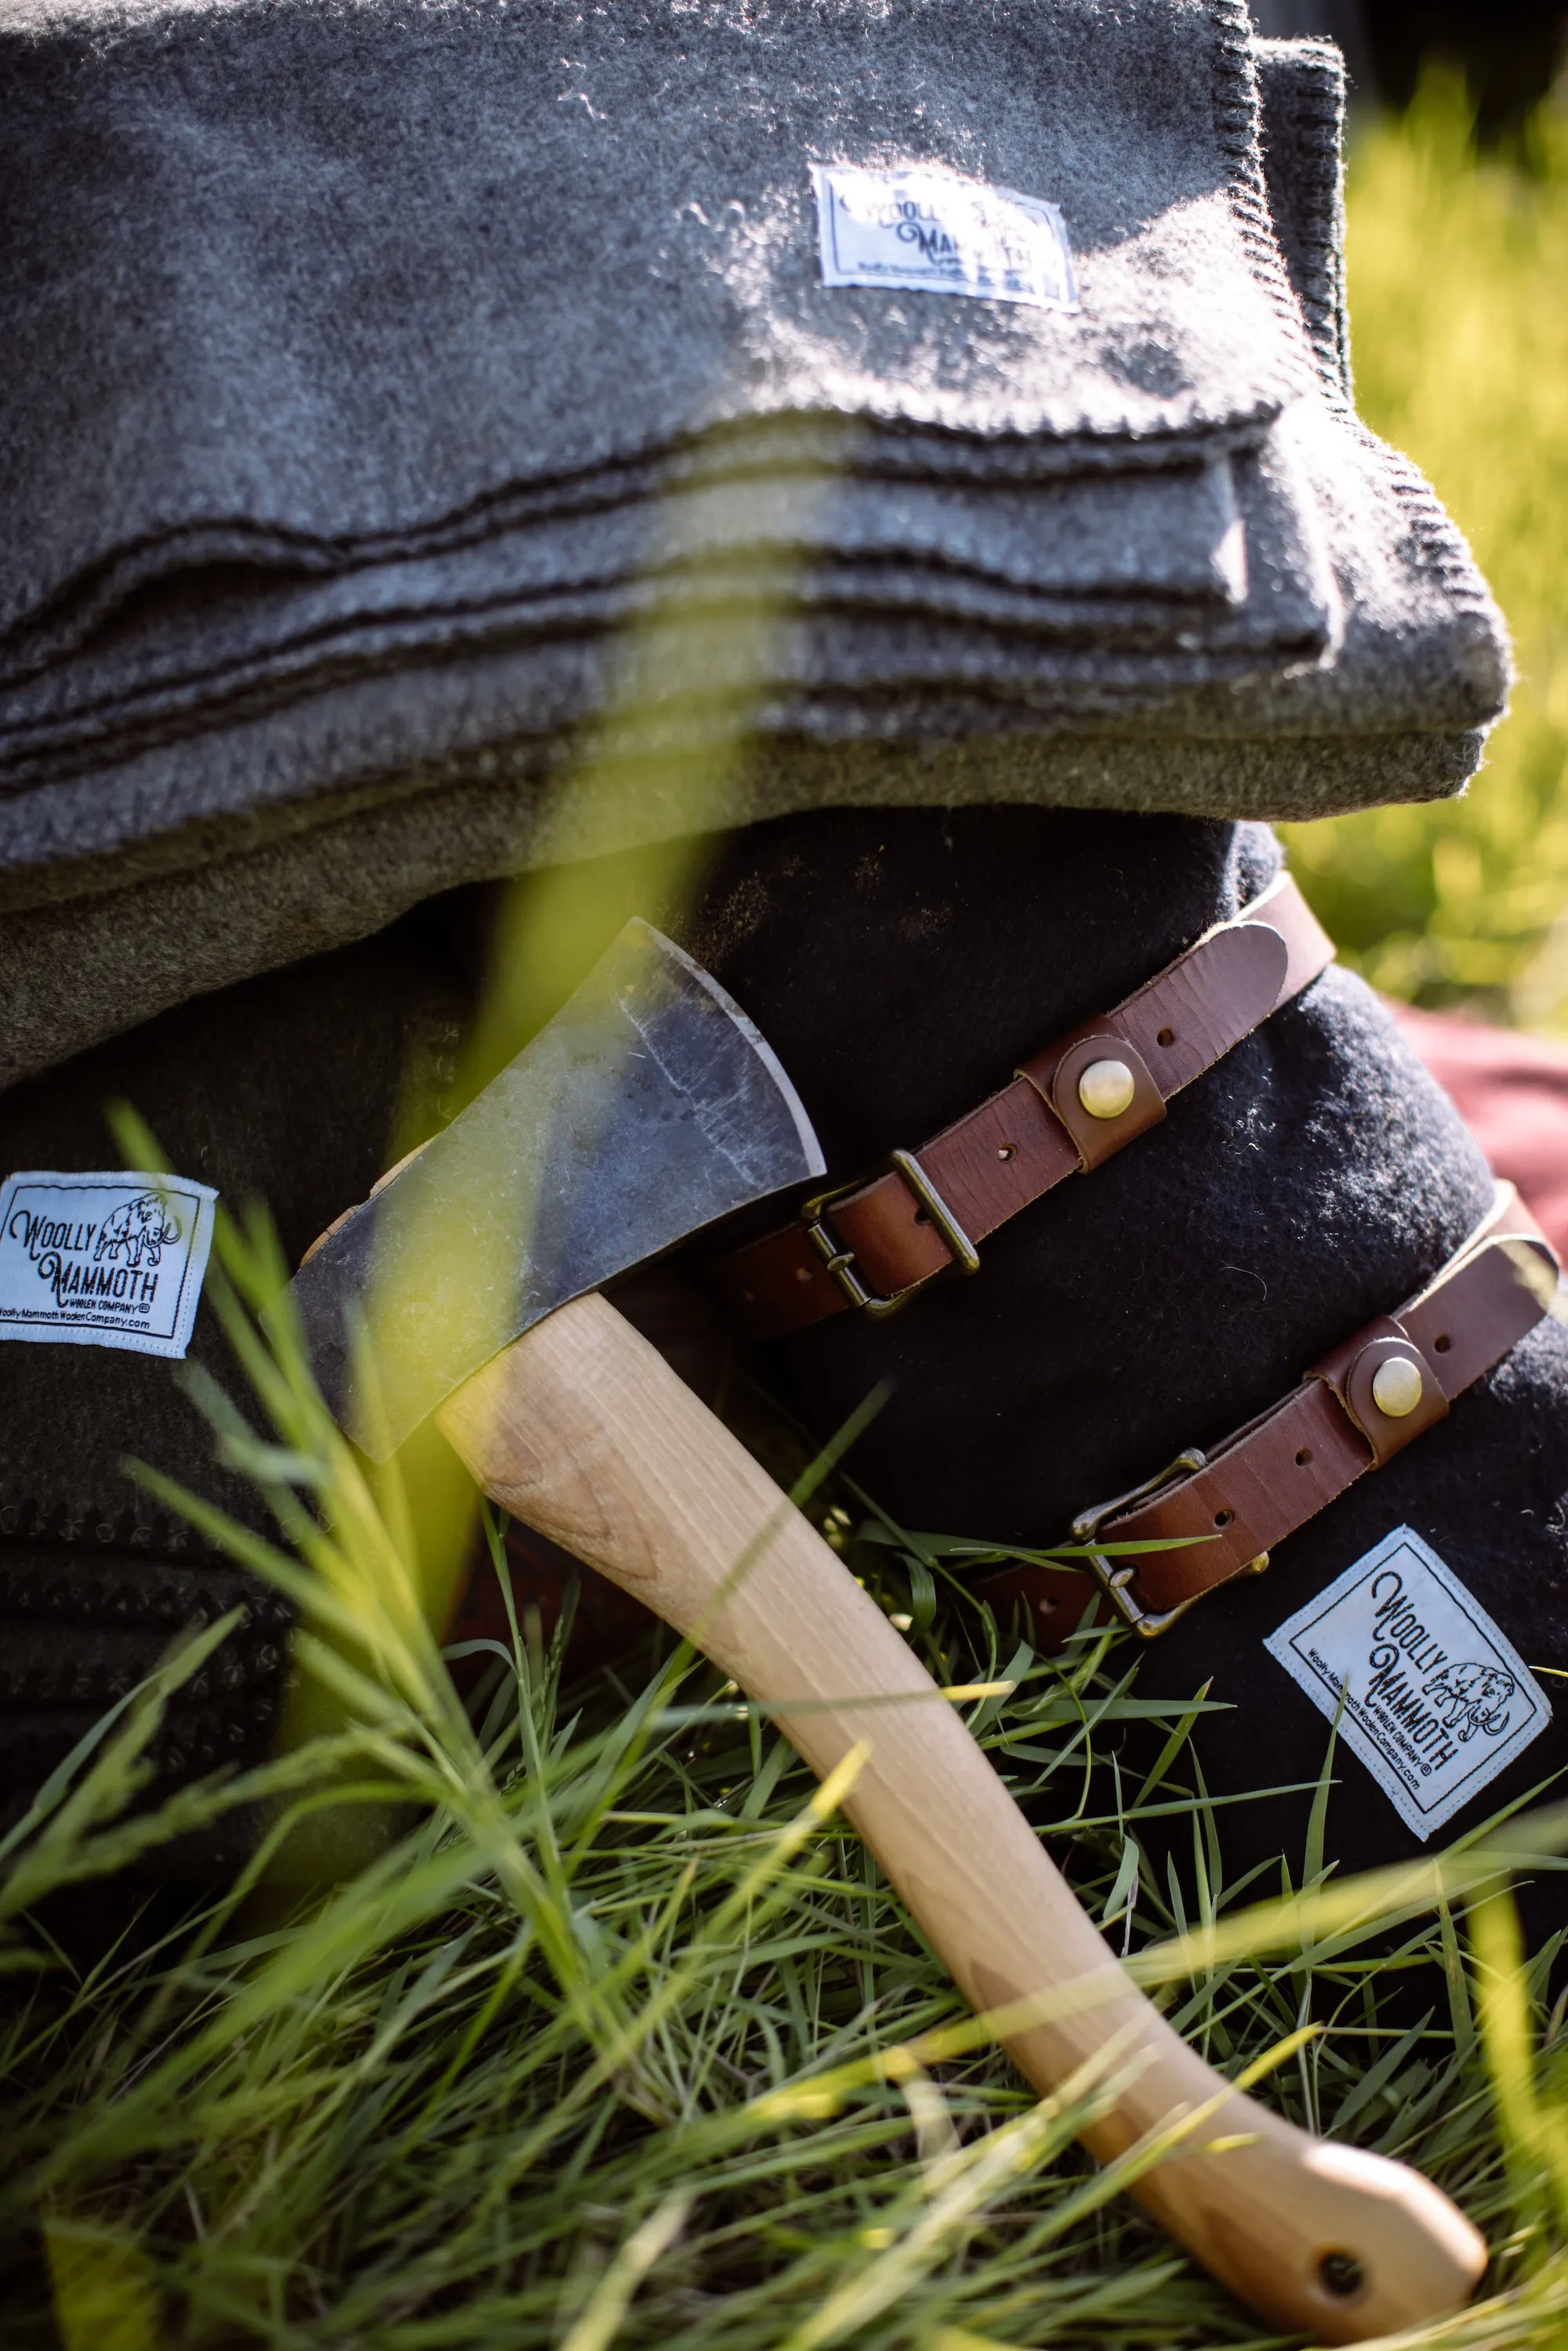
[1265,1525,1551,1840]
[811,163,1078,310]
[0,1170,217,1359]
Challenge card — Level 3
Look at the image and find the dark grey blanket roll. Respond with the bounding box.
[0,3,1510,1082]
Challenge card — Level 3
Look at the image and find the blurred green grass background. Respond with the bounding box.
[1283,74,1568,1030]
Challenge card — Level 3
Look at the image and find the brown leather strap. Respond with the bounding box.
[711,871,1336,1340]
[981,1183,1559,1649]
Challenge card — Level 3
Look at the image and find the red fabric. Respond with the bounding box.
[1392,1001,1568,1264]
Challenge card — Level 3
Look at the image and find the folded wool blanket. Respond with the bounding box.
[0,0,1306,619]
[1254,35,1351,406]
[0,717,1480,1092]
[0,456,1324,773]
[0,2,1508,1085]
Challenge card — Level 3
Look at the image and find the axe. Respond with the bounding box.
[290,921,1485,2342]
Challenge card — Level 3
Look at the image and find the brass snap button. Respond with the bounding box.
[1370,1355,1425,1419]
[1077,1059,1136,1120]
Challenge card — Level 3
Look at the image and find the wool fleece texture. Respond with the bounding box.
[2,807,1563,1938]
[674,808,1568,1949]
[0,925,470,1869]
[0,6,1507,1085]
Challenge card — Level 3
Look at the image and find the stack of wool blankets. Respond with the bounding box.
[0,0,1507,1083]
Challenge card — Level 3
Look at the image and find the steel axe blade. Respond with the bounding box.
[288,919,824,1456]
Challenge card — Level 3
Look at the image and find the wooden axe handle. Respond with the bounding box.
[437,1290,1486,2341]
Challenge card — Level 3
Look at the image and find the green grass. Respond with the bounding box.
[5,1191,1568,2351]
[1283,76,1568,1028]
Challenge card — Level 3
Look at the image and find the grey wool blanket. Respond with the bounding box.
[0,1,1508,1081]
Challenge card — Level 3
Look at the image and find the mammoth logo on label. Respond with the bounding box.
[0,1169,217,1360]
[1421,1659,1517,1742]
[1265,1524,1551,1840]
[95,1191,183,1271]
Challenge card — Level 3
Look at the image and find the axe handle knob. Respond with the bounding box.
[437,1289,1486,2342]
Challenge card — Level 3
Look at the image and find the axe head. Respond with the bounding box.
[289,921,825,1458]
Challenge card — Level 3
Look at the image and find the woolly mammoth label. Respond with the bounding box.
[811,164,1078,310]
[0,1170,216,1359]
[1265,1524,1551,1840]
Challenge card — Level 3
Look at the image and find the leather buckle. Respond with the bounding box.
[798,1148,981,1321]
[1070,1448,1269,1639]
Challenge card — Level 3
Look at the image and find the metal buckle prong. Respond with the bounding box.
[799,1147,981,1321]
[1069,1448,1232,1640]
